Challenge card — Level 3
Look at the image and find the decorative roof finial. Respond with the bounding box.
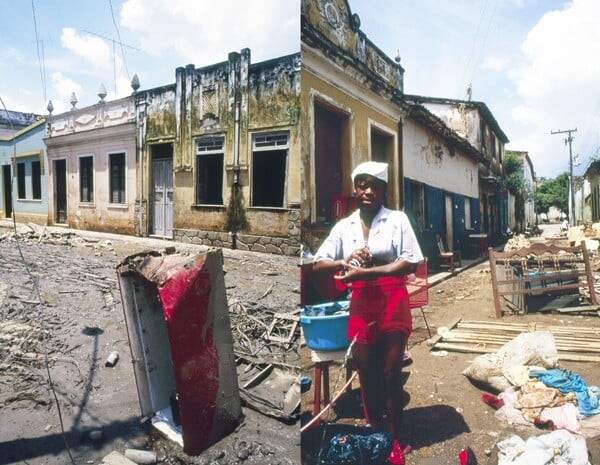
[70,92,78,110]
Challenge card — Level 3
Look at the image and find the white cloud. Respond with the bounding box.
[507,0,600,177]
[120,0,299,65]
[49,72,83,113]
[60,27,112,70]
[481,56,507,72]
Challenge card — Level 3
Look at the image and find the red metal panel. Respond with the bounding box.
[157,262,218,454]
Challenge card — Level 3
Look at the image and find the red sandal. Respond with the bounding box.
[388,439,412,465]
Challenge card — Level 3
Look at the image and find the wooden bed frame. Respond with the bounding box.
[488,242,598,317]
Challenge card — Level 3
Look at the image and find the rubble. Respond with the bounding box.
[0,225,301,464]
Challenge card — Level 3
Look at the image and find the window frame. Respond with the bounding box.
[16,162,26,199]
[31,159,41,200]
[195,136,225,206]
[79,154,94,203]
[251,131,289,208]
[109,152,126,205]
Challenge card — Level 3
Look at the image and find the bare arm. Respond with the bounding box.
[334,259,418,283]
[313,246,371,274]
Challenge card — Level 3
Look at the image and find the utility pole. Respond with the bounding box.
[551,128,577,225]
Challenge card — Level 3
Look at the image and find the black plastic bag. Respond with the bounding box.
[322,432,392,465]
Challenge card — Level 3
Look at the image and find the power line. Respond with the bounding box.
[31,0,47,106]
[551,128,577,225]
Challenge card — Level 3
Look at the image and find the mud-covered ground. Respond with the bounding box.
[300,225,600,465]
[2,222,599,465]
[0,223,301,465]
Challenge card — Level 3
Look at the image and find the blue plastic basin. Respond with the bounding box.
[300,301,350,351]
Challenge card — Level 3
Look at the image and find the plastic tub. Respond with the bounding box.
[300,301,350,351]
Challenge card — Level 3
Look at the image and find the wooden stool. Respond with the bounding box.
[311,349,356,424]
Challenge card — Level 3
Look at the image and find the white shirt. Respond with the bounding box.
[314,207,424,265]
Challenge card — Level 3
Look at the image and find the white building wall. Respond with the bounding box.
[403,119,479,198]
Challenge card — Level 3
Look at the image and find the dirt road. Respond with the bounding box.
[1,222,598,465]
[300,231,600,465]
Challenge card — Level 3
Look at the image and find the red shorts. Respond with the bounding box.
[347,276,412,345]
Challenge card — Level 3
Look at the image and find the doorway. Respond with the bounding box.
[2,165,12,218]
[445,194,454,250]
[151,144,173,238]
[314,102,347,223]
[54,159,67,224]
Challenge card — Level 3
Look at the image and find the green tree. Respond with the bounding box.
[504,153,532,227]
[535,173,569,215]
[505,154,534,197]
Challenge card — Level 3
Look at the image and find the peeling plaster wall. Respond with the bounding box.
[301,46,404,224]
[141,50,301,255]
[144,87,177,141]
[419,101,504,176]
[403,118,478,198]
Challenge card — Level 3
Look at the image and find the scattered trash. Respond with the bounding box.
[495,429,589,465]
[88,429,103,442]
[105,351,119,367]
[300,376,312,393]
[431,350,449,357]
[124,449,157,464]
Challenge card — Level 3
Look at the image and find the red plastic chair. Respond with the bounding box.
[406,258,431,338]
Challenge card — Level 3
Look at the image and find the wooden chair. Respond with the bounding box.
[435,234,462,272]
[406,258,431,338]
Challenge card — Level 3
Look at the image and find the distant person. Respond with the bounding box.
[312,161,423,465]
[561,218,569,232]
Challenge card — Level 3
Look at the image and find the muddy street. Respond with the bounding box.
[0,224,301,465]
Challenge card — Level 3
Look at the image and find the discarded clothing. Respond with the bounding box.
[303,301,350,317]
[530,369,600,416]
[323,432,392,465]
[496,429,590,465]
[537,403,581,434]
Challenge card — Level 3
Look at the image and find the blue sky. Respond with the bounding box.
[0,0,300,114]
[1,0,598,179]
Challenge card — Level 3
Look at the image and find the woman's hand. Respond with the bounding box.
[347,247,372,267]
[333,261,364,283]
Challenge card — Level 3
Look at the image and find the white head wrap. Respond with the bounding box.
[351,161,388,184]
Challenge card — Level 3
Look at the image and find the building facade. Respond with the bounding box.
[0,114,47,224]
[45,96,138,234]
[137,50,301,255]
[407,96,509,242]
[301,0,407,252]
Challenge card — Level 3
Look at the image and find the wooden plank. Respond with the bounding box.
[433,342,600,363]
[427,317,462,346]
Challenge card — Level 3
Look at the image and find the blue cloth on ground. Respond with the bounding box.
[529,368,600,416]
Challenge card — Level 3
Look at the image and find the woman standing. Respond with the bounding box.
[313,161,423,465]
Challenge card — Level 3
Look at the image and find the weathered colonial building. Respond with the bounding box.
[406,96,510,242]
[45,95,138,234]
[402,103,487,258]
[41,50,301,254]
[582,159,600,223]
[301,0,407,251]
[0,112,47,224]
[137,50,301,255]
[301,0,510,260]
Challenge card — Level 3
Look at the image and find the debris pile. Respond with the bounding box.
[0,222,116,251]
